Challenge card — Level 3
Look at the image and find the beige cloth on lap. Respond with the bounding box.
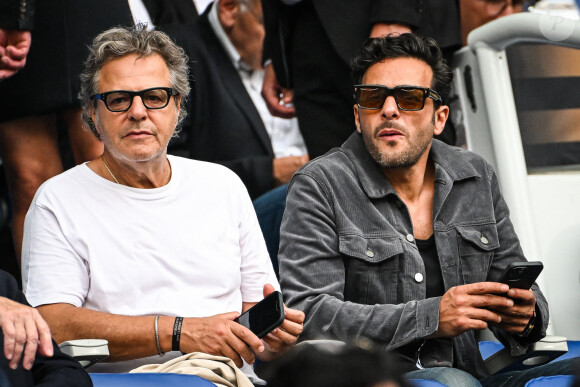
[130,352,255,387]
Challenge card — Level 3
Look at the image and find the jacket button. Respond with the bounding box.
[406,234,415,242]
[415,273,424,283]
[366,249,375,258]
[481,236,489,244]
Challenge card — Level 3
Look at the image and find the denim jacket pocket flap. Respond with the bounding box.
[339,234,403,263]
[455,224,500,252]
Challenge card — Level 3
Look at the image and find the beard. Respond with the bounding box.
[361,115,435,169]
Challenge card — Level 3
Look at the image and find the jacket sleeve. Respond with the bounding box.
[218,156,275,199]
[279,172,440,348]
[484,165,549,355]
[0,0,34,30]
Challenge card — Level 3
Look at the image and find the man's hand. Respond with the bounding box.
[369,23,412,38]
[0,297,53,370]
[179,312,264,367]
[0,29,32,80]
[487,288,536,335]
[261,62,296,118]
[434,282,513,338]
[273,155,309,186]
[255,284,304,362]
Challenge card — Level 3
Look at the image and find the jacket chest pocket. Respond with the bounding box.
[456,224,499,284]
[339,233,403,305]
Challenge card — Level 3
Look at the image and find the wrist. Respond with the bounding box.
[518,308,537,338]
[172,317,184,352]
[157,316,174,354]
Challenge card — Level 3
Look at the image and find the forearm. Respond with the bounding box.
[37,303,173,361]
[287,280,440,348]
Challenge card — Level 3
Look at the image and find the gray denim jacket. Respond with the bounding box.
[279,132,548,378]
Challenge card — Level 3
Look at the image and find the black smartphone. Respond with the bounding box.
[497,261,544,290]
[234,291,285,338]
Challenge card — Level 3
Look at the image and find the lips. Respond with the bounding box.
[122,130,154,138]
[377,128,403,138]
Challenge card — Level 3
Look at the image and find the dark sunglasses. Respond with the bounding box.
[91,87,178,112]
[354,85,442,111]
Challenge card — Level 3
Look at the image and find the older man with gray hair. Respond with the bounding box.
[21,25,303,380]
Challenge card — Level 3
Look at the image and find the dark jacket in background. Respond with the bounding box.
[164,5,277,199]
[0,0,34,29]
[261,0,461,158]
[0,270,93,387]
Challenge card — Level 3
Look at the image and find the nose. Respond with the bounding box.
[381,95,400,119]
[127,95,148,120]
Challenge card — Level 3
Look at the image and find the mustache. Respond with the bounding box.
[120,123,158,137]
[373,121,406,137]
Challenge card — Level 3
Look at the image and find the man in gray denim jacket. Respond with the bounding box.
[278,34,578,386]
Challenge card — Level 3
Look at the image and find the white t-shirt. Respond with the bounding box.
[22,155,278,373]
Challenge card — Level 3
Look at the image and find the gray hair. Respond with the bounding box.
[79,24,190,139]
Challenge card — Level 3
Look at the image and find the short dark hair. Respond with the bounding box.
[351,33,453,105]
[261,341,409,387]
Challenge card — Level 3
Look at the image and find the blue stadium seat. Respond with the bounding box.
[89,373,217,386]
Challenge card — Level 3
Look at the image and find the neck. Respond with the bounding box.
[382,154,434,205]
[93,152,171,189]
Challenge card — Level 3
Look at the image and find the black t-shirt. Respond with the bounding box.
[395,235,448,371]
[416,235,445,299]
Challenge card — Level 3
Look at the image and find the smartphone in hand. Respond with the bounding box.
[235,291,285,338]
[497,261,543,290]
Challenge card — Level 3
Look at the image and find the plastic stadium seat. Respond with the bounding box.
[524,375,576,387]
[90,373,217,386]
[409,379,447,387]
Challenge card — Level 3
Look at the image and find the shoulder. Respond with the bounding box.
[431,140,495,180]
[171,155,247,191]
[32,164,93,206]
[297,147,354,179]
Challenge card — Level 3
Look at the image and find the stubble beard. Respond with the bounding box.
[362,116,435,169]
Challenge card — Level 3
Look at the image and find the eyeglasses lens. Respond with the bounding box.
[105,89,170,111]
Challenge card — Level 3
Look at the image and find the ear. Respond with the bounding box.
[217,0,239,29]
[433,105,449,136]
[354,104,362,134]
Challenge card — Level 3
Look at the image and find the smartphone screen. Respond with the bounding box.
[235,291,285,338]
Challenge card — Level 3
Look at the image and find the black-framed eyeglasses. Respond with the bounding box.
[354,84,442,111]
[91,87,178,112]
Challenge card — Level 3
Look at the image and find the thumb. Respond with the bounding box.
[263,283,276,298]
[214,311,241,321]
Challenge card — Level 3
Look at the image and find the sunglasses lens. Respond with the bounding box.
[395,88,425,110]
[357,87,386,109]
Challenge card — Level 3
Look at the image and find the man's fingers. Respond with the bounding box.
[231,321,264,353]
[214,311,241,321]
[461,282,509,295]
[9,321,26,369]
[469,294,514,309]
[5,45,29,60]
[220,341,245,368]
[507,288,536,303]
[22,318,40,370]
[35,312,53,357]
[268,326,299,345]
[2,320,15,360]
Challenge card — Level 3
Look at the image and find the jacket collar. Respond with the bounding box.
[341,132,480,199]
